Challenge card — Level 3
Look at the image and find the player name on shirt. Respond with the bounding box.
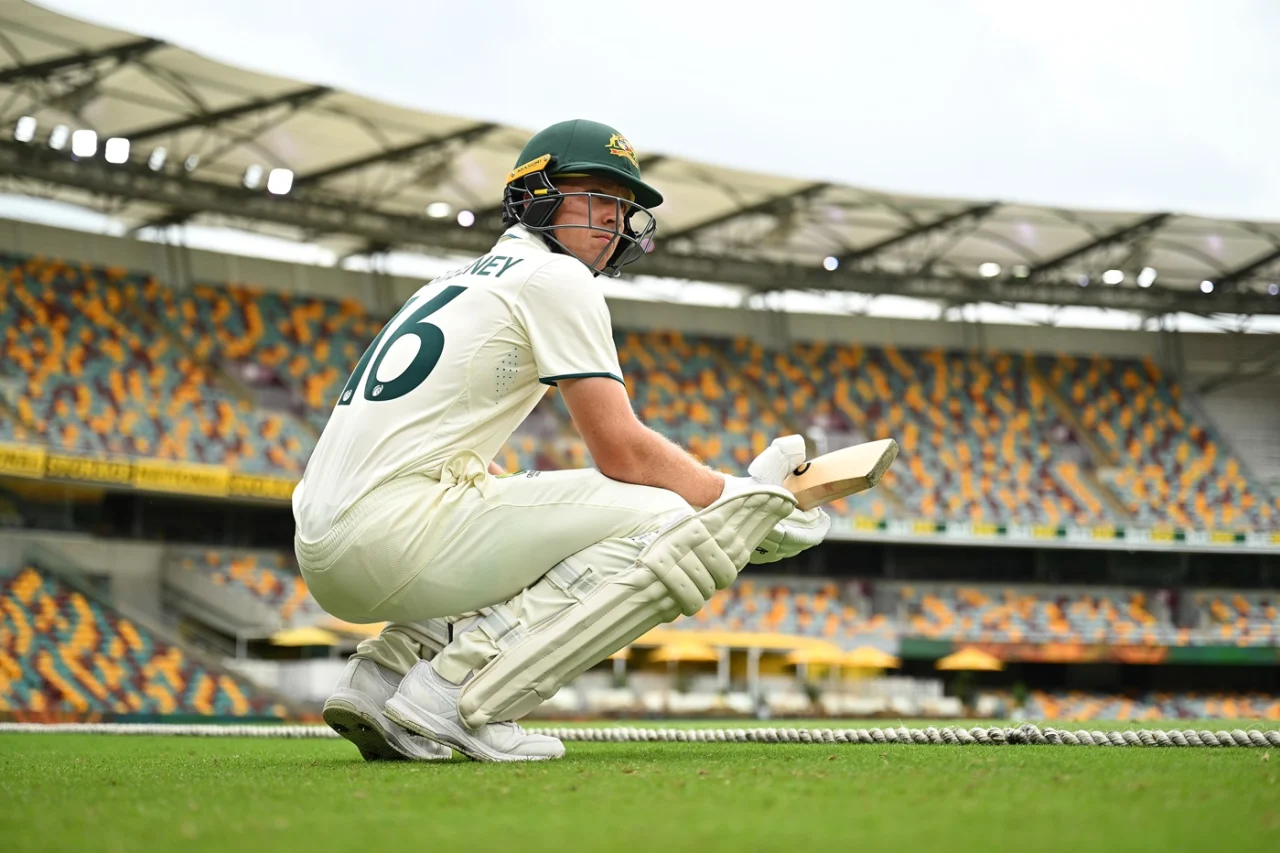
[433,254,526,284]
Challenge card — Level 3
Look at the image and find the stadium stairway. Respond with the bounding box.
[1024,356,1132,523]
[161,546,327,641]
[1038,354,1276,530]
[1184,378,1280,500]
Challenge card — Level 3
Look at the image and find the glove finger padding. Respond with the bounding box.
[749,506,831,565]
[747,434,807,486]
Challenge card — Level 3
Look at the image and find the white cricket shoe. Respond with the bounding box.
[384,661,565,762]
[322,658,452,761]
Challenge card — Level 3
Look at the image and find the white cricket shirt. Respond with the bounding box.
[292,225,623,542]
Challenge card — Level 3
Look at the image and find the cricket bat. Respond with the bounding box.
[781,438,899,510]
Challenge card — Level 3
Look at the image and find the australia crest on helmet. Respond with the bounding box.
[607,133,639,170]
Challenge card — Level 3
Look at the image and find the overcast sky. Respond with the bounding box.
[36,0,1280,222]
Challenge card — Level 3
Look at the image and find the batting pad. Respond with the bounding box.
[456,488,796,728]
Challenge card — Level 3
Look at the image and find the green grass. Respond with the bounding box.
[2,728,1277,853]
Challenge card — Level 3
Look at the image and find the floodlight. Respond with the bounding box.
[267,168,294,195]
[71,129,97,157]
[104,137,129,164]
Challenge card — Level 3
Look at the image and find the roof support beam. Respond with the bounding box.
[837,202,999,264]
[118,85,331,142]
[661,182,831,241]
[125,211,192,237]
[5,139,1278,315]
[0,38,163,84]
[1028,213,1170,278]
[1214,245,1280,290]
[292,122,497,187]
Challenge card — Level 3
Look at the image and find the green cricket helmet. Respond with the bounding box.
[502,119,662,277]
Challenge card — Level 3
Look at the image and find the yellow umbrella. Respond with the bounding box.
[608,647,632,660]
[936,647,1003,671]
[323,618,386,640]
[650,644,721,663]
[843,646,901,669]
[785,646,848,667]
[271,626,341,647]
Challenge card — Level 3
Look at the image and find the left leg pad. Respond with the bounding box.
[456,488,795,727]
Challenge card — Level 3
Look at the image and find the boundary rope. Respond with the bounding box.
[2,722,1277,747]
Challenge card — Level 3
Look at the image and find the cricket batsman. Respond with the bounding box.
[292,119,831,762]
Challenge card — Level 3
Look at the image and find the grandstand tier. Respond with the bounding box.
[2,255,313,476]
[1039,355,1275,531]
[105,546,1280,654]
[0,564,285,718]
[983,690,1280,721]
[3,252,1275,534]
[163,547,326,638]
[895,583,1178,646]
[672,576,896,651]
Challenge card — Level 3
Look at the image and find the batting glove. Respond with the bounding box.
[720,435,807,502]
[750,504,831,564]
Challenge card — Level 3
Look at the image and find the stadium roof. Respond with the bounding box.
[2,0,1280,316]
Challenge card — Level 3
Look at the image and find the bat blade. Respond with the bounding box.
[782,438,899,510]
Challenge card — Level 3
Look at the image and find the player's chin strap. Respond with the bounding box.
[451,486,797,729]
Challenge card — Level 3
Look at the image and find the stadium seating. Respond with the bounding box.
[129,280,383,433]
[0,565,285,717]
[132,277,564,473]
[9,542,1276,722]
[1,255,314,475]
[0,415,33,444]
[894,583,1180,646]
[150,549,1278,653]
[1191,589,1279,646]
[1013,689,1280,721]
[671,577,1277,649]
[2,253,1275,531]
[615,330,778,473]
[673,577,896,650]
[1038,355,1276,530]
[169,548,324,626]
[737,340,1109,526]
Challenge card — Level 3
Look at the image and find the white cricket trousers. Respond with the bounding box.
[295,450,692,678]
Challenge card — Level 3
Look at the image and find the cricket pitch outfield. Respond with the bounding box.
[2,720,1275,853]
